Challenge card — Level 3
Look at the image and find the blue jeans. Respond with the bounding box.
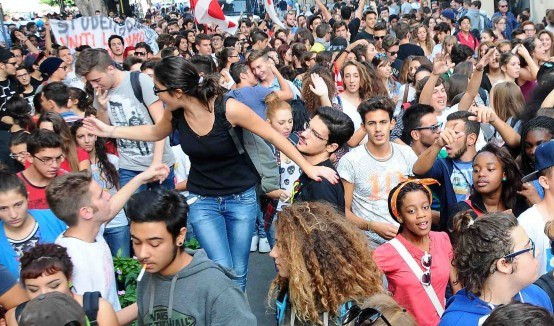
[187,186,257,291]
[103,225,131,258]
[119,166,175,192]
[252,205,267,239]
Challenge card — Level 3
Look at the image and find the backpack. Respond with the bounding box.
[15,291,101,325]
[129,71,181,146]
[214,96,280,194]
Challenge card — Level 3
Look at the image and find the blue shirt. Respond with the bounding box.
[227,86,273,119]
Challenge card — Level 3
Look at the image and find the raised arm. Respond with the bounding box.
[14,31,40,54]
[458,49,495,111]
[541,88,554,108]
[469,105,520,148]
[83,108,173,142]
[420,54,450,105]
[355,0,366,20]
[226,98,339,184]
[271,65,293,100]
[515,44,539,82]
[413,125,460,175]
[314,0,332,22]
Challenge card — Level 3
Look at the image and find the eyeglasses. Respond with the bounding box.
[421,252,432,286]
[9,151,28,159]
[153,86,173,94]
[135,51,146,56]
[342,305,392,326]
[413,122,443,133]
[303,122,328,141]
[58,66,68,71]
[3,61,17,66]
[374,36,385,40]
[503,238,535,260]
[33,154,64,165]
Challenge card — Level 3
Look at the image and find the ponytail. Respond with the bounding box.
[452,210,475,235]
[154,56,225,109]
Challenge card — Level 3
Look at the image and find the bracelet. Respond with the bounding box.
[108,125,117,138]
[475,65,484,72]
[345,49,351,54]
[367,220,372,231]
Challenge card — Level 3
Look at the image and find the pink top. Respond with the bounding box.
[373,232,453,326]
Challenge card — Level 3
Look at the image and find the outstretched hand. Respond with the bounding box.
[83,116,114,138]
[305,165,339,184]
[139,163,171,184]
[309,73,329,98]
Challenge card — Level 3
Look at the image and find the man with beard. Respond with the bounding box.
[413,111,479,228]
[293,106,354,213]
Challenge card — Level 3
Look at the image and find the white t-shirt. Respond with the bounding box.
[519,205,553,276]
[337,143,418,247]
[56,227,121,311]
[338,95,367,146]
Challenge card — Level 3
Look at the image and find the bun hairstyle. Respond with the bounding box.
[452,212,518,296]
[153,56,225,111]
[264,92,291,120]
[545,221,554,243]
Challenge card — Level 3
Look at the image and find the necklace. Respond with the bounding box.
[364,142,393,162]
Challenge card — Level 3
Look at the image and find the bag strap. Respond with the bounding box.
[15,301,28,322]
[130,71,154,123]
[464,199,484,217]
[83,291,101,326]
[389,238,444,317]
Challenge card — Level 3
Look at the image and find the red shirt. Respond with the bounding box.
[17,170,66,209]
[456,32,479,51]
[59,147,90,172]
[373,232,453,326]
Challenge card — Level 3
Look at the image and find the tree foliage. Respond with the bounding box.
[39,0,76,8]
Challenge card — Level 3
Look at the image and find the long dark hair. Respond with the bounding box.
[5,97,35,131]
[71,120,119,189]
[154,56,225,110]
[472,144,522,210]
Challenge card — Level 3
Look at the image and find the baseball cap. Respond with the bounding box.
[522,141,554,182]
[0,48,14,62]
[441,9,456,22]
[19,292,86,326]
[329,37,348,52]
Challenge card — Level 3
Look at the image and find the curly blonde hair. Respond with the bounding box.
[268,202,384,324]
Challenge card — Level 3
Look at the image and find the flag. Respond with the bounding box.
[264,0,287,30]
[190,0,239,34]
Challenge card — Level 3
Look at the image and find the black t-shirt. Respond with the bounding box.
[354,30,374,41]
[293,159,345,213]
[328,18,361,43]
[176,97,258,196]
[30,76,43,90]
[0,77,19,117]
[397,43,425,61]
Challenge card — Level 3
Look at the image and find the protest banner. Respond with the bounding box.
[50,16,159,53]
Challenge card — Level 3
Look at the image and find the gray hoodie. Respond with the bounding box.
[137,250,257,326]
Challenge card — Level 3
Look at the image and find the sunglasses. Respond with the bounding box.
[135,51,146,56]
[387,51,398,56]
[413,122,443,133]
[421,252,432,286]
[374,36,385,40]
[342,305,392,326]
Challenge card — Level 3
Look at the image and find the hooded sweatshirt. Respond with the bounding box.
[137,249,257,326]
[439,285,553,325]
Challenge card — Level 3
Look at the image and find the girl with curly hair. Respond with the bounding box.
[412,25,434,58]
[441,212,551,325]
[4,244,119,325]
[338,61,387,147]
[449,144,527,228]
[373,179,460,326]
[268,201,383,325]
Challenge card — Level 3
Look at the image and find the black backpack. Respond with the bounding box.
[15,291,101,325]
[129,71,181,147]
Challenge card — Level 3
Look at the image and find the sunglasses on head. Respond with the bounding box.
[342,305,392,326]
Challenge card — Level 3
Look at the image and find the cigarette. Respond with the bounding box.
[137,264,146,282]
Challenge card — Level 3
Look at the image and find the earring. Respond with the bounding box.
[502,177,507,182]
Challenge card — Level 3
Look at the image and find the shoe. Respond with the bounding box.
[250,235,259,252]
[258,237,271,253]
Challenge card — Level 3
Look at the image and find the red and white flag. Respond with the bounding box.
[264,0,287,30]
[190,0,239,34]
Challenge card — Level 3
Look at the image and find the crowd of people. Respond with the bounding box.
[1,0,554,325]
